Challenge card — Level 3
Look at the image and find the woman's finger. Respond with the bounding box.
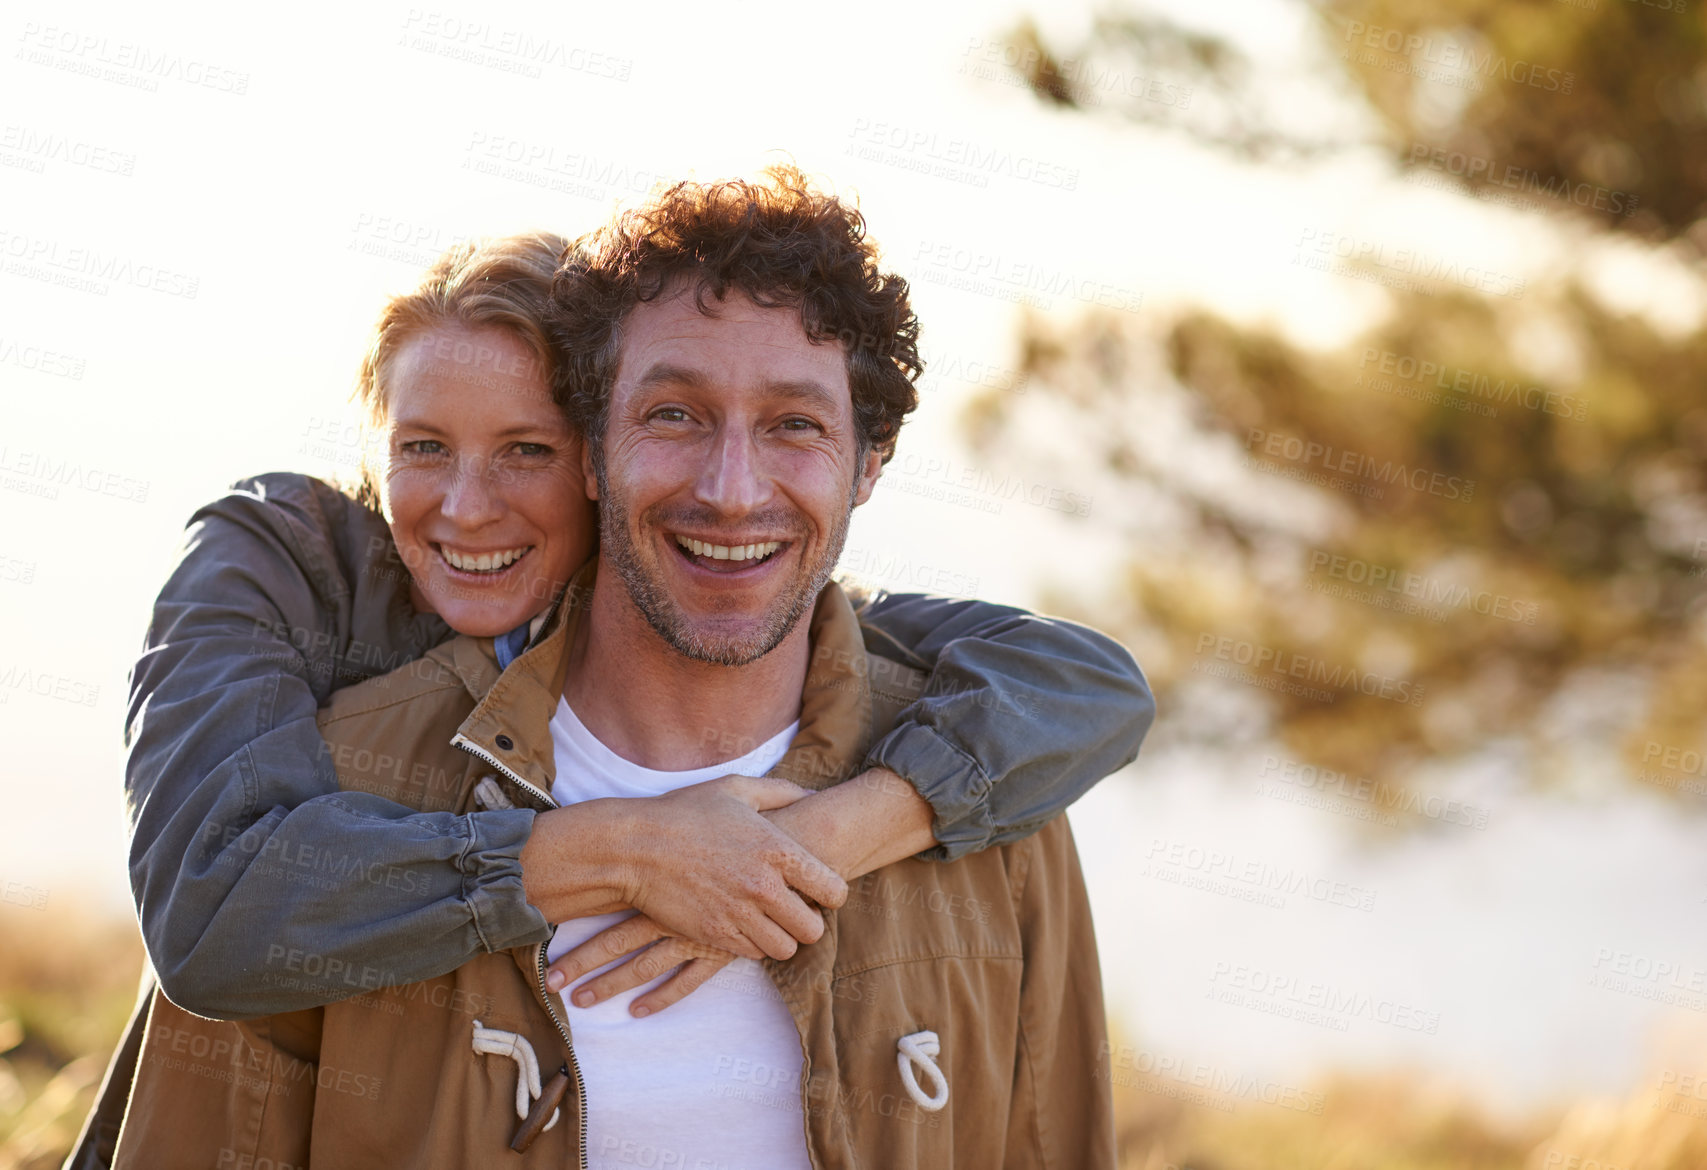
[629,954,735,1017]
[545,915,669,993]
[569,938,732,1008]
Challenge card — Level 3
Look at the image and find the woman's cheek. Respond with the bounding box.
[542,463,597,548]
[381,465,437,513]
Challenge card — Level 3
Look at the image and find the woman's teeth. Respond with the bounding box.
[440,546,531,572]
[675,536,782,562]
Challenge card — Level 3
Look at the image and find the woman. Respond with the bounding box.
[73,231,1149,1164]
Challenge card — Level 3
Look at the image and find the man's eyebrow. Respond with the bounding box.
[632,364,842,412]
[761,380,841,413]
[632,362,712,393]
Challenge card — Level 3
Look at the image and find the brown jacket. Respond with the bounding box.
[113,572,1115,1168]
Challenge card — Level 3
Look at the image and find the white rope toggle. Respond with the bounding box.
[896,1030,949,1112]
[471,1019,560,1131]
[473,776,515,811]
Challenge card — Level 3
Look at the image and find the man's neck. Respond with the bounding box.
[561,566,811,771]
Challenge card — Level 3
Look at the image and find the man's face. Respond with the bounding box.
[589,285,883,665]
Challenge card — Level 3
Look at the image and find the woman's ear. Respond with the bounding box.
[580,435,600,500]
[361,422,394,519]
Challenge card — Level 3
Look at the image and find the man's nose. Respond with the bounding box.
[442,454,504,526]
[693,426,771,516]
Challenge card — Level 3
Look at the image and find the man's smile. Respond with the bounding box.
[671,534,787,574]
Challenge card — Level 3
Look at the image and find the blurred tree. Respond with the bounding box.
[1317,0,1707,245]
[1002,14,1352,160]
[1009,1,1707,242]
[972,2,1707,794]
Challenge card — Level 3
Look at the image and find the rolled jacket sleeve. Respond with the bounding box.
[127,475,551,1019]
[851,590,1155,861]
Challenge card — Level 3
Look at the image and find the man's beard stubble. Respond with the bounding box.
[595,463,859,667]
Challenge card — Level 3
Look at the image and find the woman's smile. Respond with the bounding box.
[436,543,536,574]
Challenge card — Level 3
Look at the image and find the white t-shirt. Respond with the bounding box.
[546,697,811,1170]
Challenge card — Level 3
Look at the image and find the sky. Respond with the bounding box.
[4,0,1704,1120]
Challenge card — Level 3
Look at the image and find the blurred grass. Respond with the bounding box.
[1111,1065,1539,1169]
[4,908,1707,1169]
[0,908,143,1170]
[1105,1022,1707,1170]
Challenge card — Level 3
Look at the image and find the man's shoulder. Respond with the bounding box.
[317,636,491,736]
[315,635,505,811]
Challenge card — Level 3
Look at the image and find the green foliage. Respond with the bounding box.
[1317,0,1707,244]
[1017,0,1707,243]
[984,5,1707,788]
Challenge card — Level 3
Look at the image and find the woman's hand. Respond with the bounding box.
[545,766,939,1015]
[521,774,847,963]
[545,914,735,1016]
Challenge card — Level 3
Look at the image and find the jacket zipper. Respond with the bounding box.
[536,944,589,1170]
[455,735,589,1170]
[453,733,557,808]
[791,1012,825,1170]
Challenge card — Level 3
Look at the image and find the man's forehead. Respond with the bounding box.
[615,287,849,400]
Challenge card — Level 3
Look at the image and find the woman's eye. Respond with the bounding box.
[401,439,446,455]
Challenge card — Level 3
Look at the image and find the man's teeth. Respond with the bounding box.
[675,536,782,562]
[441,546,530,572]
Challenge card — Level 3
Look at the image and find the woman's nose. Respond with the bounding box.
[441,454,505,526]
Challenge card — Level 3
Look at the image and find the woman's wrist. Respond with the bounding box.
[766,768,939,882]
[518,799,633,921]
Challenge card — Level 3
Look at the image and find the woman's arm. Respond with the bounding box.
[127,474,837,1019]
[125,474,550,1018]
[853,587,1156,858]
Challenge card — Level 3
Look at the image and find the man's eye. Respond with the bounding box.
[652,408,691,423]
[778,417,820,434]
[516,442,552,457]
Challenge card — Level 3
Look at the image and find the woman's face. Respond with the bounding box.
[377,323,593,638]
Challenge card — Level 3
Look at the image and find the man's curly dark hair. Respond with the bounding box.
[548,165,922,467]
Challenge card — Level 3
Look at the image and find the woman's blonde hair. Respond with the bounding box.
[353,231,569,507]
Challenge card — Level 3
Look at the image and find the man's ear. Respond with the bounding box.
[851,447,884,507]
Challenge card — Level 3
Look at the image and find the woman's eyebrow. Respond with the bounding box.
[388,415,448,434]
[388,418,559,439]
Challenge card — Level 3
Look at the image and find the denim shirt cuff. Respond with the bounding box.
[866,722,995,863]
[459,808,554,951]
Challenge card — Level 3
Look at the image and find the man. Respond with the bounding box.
[538,168,1113,1166]
[112,167,1116,1167]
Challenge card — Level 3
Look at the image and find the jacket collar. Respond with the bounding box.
[452,558,876,806]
